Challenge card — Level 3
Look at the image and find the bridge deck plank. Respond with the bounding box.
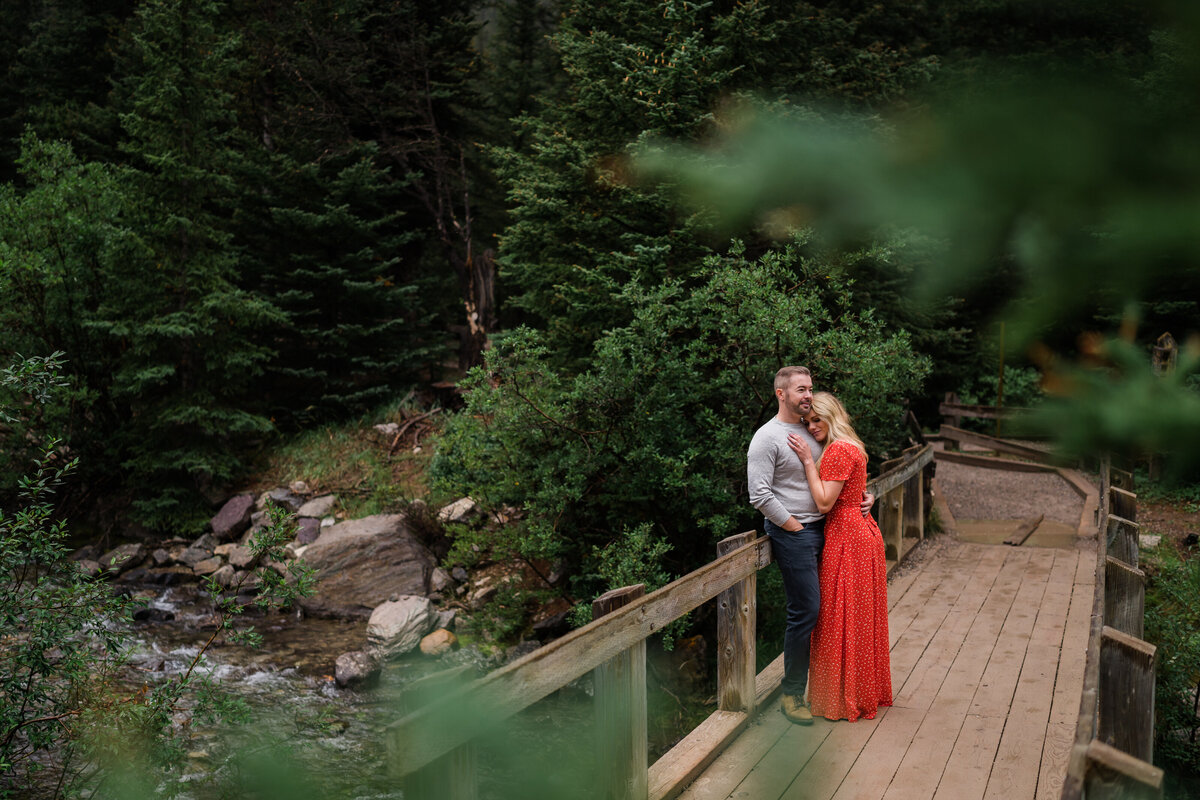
[680,539,1095,800]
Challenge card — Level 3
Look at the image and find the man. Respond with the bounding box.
[746,365,873,725]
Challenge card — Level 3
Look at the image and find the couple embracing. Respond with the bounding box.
[747,365,893,725]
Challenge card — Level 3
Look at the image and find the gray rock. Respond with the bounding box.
[289,480,310,495]
[335,651,381,689]
[190,533,219,552]
[211,564,237,589]
[178,547,212,568]
[295,517,321,545]
[267,488,303,512]
[297,494,337,518]
[434,608,457,630]
[367,596,436,658]
[437,497,480,525]
[99,543,146,576]
[211,494,255,542]
[430,567,453,593]
[77,559,102,578]
[1139,533,1162,549]
[194,558,223,576]
[151,548,171,566]
[373,422,400,437]
[70,544,100,562]
[451,566,469,583]
[297,514,436,619]
[228,545,255,570]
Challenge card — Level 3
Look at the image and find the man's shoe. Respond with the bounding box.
[781,694,814,725]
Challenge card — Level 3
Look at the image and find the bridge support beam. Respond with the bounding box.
[594,584,648,800]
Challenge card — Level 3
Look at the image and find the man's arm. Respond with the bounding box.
[860,491,875,517]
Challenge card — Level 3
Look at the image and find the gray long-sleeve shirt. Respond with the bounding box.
[746,417,825,526]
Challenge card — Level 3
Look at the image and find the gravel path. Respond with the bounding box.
[934,458,1087,526]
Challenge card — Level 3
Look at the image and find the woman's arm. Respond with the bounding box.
[786,434,844,514]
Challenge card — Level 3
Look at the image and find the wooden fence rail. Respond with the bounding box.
[1061,459,1163,800]
[387,444,936,799]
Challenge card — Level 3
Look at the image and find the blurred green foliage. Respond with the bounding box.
[1144,542,1200,776]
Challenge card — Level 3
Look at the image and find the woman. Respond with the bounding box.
[787,392,892,722]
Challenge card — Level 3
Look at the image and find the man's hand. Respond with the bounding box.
[781,517,804,532]
[860,491,875,518]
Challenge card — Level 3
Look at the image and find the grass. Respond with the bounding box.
[246,398,441,519]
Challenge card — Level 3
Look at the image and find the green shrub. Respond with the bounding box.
[1144,543,1200,776]
[431,241,929,614]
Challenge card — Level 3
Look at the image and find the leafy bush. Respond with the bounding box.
[432,241,929,613]
[1144,543,1200,776]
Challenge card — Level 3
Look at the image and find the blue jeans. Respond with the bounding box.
[765,517,825,698]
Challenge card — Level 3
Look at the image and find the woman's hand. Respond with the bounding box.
[786,433,813,464]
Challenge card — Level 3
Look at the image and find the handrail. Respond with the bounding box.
[1060,459,1163,799]
[387,443,935,799]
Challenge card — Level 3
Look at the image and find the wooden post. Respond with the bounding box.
[902,468,924,543]
[1098,626,1157,764]
[399,666,478,800]
[716,533,756,714]
[880,486,904,561]
[1110,467,1135,493]
[1110,487,1137,524]
[1104,557,1146,639]
[593,584,648,800]
[942,392,961,451]
[1106,515,1140,568]
[1084,739,1164,800]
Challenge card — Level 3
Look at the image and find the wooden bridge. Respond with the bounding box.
[386,433,1162,800]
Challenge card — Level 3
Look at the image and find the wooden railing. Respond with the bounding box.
[386,443,935,799]
[1061,460,1163,799]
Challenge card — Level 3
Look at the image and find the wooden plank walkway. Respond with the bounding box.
[677,539,1096,800]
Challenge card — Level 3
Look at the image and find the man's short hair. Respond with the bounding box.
[774,365,811,392]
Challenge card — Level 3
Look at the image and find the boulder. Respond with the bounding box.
[437,497,480,525]
[366,596,436,658]
[210,494,255,542]
[289,480,310,495]
[335,650,381,689]
[177,547,212,568]
[99,543,146,576]
[297,494,337,519]
[419,628,459,657]
[151,548,171,566]
[210,564,237,589]
[430,567,453,593]
[266,487,303,513]
[228,545,255,570]
[295,517,321,545]
[76,559,102,578]
[194,558,223,576]
[298,514,436,618]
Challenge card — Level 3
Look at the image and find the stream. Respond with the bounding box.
[117,583,605,799]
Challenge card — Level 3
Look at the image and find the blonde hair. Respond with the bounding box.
[810,392,867,460]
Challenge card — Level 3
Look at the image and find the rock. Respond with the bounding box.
[178,547,212,568]
[132,607,176,622]
[228,545,255,569]
[451,566,469,583]
[266,487,303,513]
[437,497,480,525]
[151,548,171,566]
[470,581,498,610]
[250,509,268,527]
[289,480,310,495]
[532,610,571,641]
[214,543,237,557]
[373,422,400,437]
[98,543,146,576]
[298,514,437,619]
[430,567,453,593]
[210,494,255,542]
[435,608,457,630]
[211,564,237,588]
[504,641,541,663]
[76,559,102,578]
[298,494,337,518]
[146,568,191,586]
[335,651,381,689]
[1186,533,1198,548]
[194,558,223,576]
[366,596,436,658]
[419,628,459,656]
[295,517,321,545]
[1139,534,1161,549]
[321,516,336,528]
[70,544,100,562]
[190,533,219,552]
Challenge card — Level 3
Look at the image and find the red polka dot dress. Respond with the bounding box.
[808,439,893,722]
